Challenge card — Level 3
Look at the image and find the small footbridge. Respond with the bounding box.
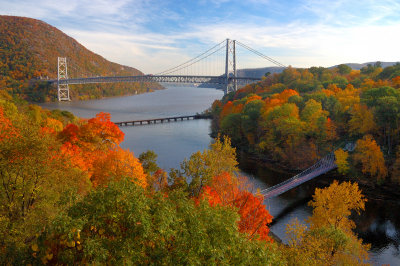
[261,143,356,199]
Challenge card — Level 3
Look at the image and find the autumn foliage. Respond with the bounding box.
[199,172,273,242]
[285,181,370,265]
[211,62,400,183]
[59,112,146,188]
[354,135,387,180]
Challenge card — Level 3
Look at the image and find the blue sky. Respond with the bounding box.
[1,0,400,73]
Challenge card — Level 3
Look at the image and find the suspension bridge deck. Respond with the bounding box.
[54,75,261,86]
[114,114,211,126]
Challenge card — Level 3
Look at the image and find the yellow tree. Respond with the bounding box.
[335,84,360,113]
[284,181,370,265]
[353,135,387,180]
[334,149,349,175]
[348,104,377,135]
[308,180,366,232]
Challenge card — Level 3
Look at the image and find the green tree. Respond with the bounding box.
[361,86,400,154]
[337,64,352,75]
[179,136,238,196]
[139,150,160,176]
[332,76,349,89]
[220,113,243,146]
[30,178,285,265]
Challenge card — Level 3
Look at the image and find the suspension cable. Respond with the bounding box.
[155,39,226,75]
[160,45,226,75]
[236,41,286,68]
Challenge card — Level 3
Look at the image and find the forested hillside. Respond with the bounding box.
[0,16,163,102]
[211,63,400,186]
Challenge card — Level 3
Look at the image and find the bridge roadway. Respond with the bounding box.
[114,114,211,126]
[54,75,261,86]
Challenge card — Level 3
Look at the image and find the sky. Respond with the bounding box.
[1,0,400,73]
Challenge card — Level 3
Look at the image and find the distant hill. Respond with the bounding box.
[0,15,163,102]
[233,62,399,79]
[330,62,399,70]
[236,67,285,78]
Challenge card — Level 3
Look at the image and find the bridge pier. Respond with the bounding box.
[115,114,211,127]
[57,57,70,101]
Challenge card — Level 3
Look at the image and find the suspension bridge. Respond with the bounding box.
[54,39,286,101]
[261,143,356,199]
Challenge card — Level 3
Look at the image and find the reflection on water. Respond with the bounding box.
[41,85,400,265]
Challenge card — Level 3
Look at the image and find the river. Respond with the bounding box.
[41,85,400,265]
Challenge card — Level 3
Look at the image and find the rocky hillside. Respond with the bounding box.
[0,15,162,102]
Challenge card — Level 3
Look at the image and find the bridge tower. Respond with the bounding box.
[57,57,70,101]
[224,39,237,95]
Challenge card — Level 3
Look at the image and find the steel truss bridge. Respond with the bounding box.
[55,39,286,101]
[57,75,261,86]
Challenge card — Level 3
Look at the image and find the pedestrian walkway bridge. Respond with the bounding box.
[261,143,356,199]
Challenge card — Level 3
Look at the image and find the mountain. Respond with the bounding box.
[0,15,163,102]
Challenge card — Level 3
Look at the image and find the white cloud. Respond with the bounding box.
[1,0,399,73]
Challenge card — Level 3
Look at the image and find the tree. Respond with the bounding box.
[308,180,366,232]
[241,99,265,145]
[220,113,243,145]
[334,149,350,175]
[199,173,273,242]
[353,135,387,180]
[58,112,131,184]
[332,76,349,89]
[284,181,370,265]
[285,219,369,266]
[361,86,400,154]
[90,147,147,188]
[179,136,238,196]
[348,104,376,135]
[337,64,352,75]
[139,150,160,176]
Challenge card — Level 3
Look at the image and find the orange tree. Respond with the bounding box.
[58,112,146,188]
[199,172,273,242]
